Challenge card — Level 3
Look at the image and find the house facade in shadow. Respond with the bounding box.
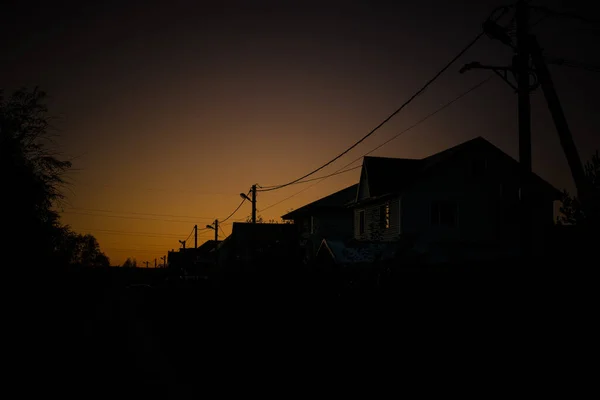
[316,136,561,265]
[281,184,357,263]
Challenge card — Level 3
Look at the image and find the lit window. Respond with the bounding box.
[380,203,390,230]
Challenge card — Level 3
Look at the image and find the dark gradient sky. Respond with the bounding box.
[2,0,599,265]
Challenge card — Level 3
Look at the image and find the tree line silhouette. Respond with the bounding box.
[1,87,109,268]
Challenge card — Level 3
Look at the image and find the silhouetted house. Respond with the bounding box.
[281,184,357,262]
[336,136,561,264]
[168,240,221,276]
[217,222,298,269]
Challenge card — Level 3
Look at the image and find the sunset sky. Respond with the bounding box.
[2,0,599,266]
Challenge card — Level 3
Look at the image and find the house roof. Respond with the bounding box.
[358,136,562,202]
[281,184,358,219]
[197,240,220,253]
[362,157,422,198]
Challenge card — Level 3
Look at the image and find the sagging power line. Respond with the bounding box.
[257,75,494,214]
[256,33,492,193]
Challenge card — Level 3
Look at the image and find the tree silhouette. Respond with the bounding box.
[52,226,110,267]
[1,87,109,267]
[245,214,264,223]
[122,258,137,268]
[558,150,600,226]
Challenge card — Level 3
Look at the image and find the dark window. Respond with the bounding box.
[359,210,365,234]
[431,201,458,227]
[379,203,390,230]
[472,158,487,177]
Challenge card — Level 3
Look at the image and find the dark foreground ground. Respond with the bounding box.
[18,262,597,396]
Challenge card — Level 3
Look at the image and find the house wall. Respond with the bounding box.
[353,148,556,260]
[294,209,354,260]
[399,149,555,258]
[354,198,400,241]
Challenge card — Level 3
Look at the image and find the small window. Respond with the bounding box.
[431,201,458,227]
[379,203,390,230]
[472,158,487,177]
[359,210,365,235]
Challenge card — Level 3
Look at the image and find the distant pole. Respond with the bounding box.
[516,0,532,260]
[214,219,219,266]
[155,258,157,268]
[194,224,198,249]
[145,261,149,268]
[251,184,257,224]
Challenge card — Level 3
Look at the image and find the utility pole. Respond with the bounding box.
[516,0,532,261]
[194,224,198,249]
[144,261,149,268]
[154,258,157,268]
[459,1,534,260]
[214,219,219,266]
[251,184,257,224]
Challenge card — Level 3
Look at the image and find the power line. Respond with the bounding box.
[63,211,212,224]
[66,207,214,220]
[530,5,600,25]
[218,189,251,223]
[75,182,234,197]
[259,75,494,214]
[104,248,166,254]
[256,31,486,192]
[257,165,361,191]
[545,57,600,73]
[82,228,201,239]
[183,226,195,244]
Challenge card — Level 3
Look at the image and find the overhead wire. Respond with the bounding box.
[65,207,214,220]
[63,211,214,224]
[529,5,600,25]
[256,31,488,192]
[218,188,251,223]
[545,57,600,73]
[258,74,495,214]
[82,228,202,239]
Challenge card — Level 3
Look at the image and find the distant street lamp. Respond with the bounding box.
[207,220,218,241]
[240,192,251,201]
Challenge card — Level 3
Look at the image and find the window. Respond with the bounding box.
[379,203,390,230]
[431,201,458,227]
[359,210,365,235]
[472,158,487,177]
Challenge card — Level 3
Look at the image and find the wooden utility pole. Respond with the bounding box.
[251,184,257,224]
[459,1,534,260]
[154,258,157,268]
[194,224,198,249]
[214,219,219,266]
[516,0,532,260]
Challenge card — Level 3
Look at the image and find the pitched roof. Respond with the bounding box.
[360,136,561,201]
[362,157,422,198]
[281,184,358,219]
